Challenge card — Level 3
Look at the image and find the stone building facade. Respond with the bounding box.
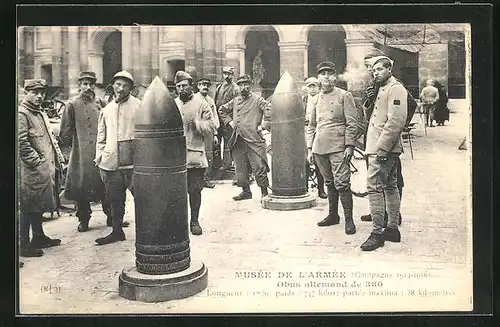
[17,24,467,100]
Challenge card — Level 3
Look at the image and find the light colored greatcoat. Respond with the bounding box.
[365,76,408,154]
[18,100,62,213]
[175,94,217,169]
[95,95,141,171]
[59,94,107,201]
[306,87,359,155]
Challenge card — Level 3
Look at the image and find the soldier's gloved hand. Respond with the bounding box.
[343,146,354,165]
[376,149,389,163]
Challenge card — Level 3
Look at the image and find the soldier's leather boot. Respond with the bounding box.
[233,186,252,201]
[190,206,203,236]
[360,214,372,221]
[360,232,385,251]
[106,216,130,228]
[95,231,126,245]
[31,234,61,249]
[77,220,89,232]
[383,227,401,243]
[260,186,269,199]
[317,185,340,227]
[340,189,356,235]
[20,240,44,257]
[204,180,216,189]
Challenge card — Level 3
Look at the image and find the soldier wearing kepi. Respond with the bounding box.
[174,71,217,235]
[360,55,407,251]
[306,62,358,235]
[218,74,272,201]
[196,77,220,189]
[59,71,129,232]
[94,70,140,245]
[18,79,62,257]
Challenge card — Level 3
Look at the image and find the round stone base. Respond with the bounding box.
[118,260,208,303]
[262,192,317,211]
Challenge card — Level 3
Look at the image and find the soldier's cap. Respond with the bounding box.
[368,55,394,68]
[317,61,336,74]
[112,70,134,85]
[78,71,97,82]
[197,77,212,85]
[174,71,193,84]
[364,48,387,60]
[24,79,47,91]
[236,75,252,85]
[222,66,235,74]
[305,77,319,86]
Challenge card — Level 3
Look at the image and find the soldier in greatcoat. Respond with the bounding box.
[18,79,62,257]
[360,56,408,251]
[306,62,359,235]
[218,74,272,201]
[59,71,129,232]
[94,71,140,245]
[174,71,218,235]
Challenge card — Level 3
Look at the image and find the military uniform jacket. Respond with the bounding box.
[95,95,141,171]
[18,100,60,213]
[365,76,408,155]
[59,94,107,201]
[196,92,220,130]
[215,81,240,110]
[218,93,271,169]
[306,87,358,155]
[175,94,217,169]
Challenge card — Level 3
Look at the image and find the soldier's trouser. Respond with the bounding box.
[19,212,44,244]
[313,152,351,191]
[99,169,134,234]
[76,196,111,222]
[204,134,215,180]
[424,103,436,125]
[187,168,205,224]
[213,126,233,170]
[367,154,401,234]
[232,137,269,189]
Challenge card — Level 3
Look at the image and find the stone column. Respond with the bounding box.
[184,26,197,82]
[51,26,64,88]
[79,27,89,71]
[225,44,245,77]
[131,26,141,82]
[150,26,159,78]
[122,26,134,73]
[344,38,376,69]
[67,26,80,96]
[215,25,225,83]
[18,27,25,86]
[202,25,216,84]
[194,25,203,83]
[418,43,449,88]
[61,27,70,97]
[24,27,35,81]
[140,25,152,85]
[278,41,308,87]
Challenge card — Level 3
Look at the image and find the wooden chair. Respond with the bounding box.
[402,122,417,160]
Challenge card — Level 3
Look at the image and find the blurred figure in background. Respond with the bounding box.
[420,79,440,127]
[432,80,450,126]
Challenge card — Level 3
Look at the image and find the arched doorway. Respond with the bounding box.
[102,31,122,86]
[244,26,280,99]
[307,26,347,78]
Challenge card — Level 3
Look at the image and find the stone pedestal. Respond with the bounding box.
[262,71,316,211]
[118,76,208,303]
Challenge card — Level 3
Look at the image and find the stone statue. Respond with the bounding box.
[252,49,265,86]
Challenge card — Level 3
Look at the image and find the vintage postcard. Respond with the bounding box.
[17,23,473,314]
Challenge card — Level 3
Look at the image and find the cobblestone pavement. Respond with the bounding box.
[18,100,472,314]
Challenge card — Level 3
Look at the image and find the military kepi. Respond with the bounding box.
[174,71,193,84]
[112,70,135,85]
[24,79,47,91]
[198,77,211,85]
[317,61,336,74]
[222,66,235,74]
[236,75,251,85]
[78,71,97,82]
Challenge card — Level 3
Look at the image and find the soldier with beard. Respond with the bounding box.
[59,71,130,232]
[174,71,218,235]
[196,77,220,189]
[18,79,62,258]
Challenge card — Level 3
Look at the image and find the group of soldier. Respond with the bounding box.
[18,46,411,263]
